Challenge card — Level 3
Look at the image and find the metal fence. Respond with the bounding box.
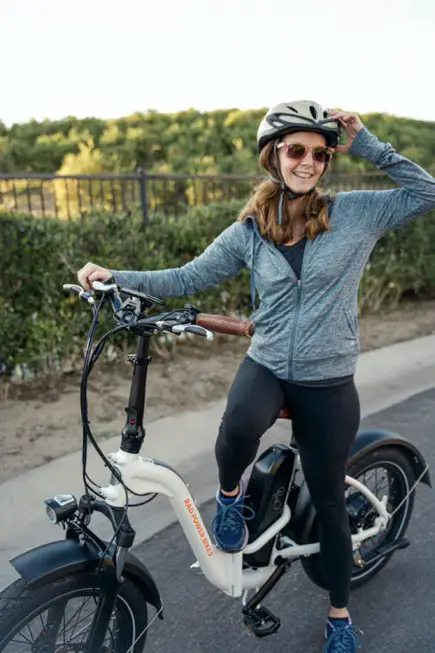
[0,169,394,222]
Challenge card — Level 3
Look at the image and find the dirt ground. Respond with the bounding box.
[1,299,435,485]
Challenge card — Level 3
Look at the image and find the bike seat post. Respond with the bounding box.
[277,408,297,449]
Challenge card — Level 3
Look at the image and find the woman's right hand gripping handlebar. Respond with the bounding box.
[77,262,112,291]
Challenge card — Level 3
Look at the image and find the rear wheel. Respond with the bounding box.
[301,447,415,591]
[0,572,148,652]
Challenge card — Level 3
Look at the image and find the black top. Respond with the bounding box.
[276,237,307,280]
[275,238,353,388]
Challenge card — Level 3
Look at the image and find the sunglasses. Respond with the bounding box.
[277,142,333,165]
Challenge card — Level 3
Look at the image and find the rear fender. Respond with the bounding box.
[288,428,431,544]
[349,428,431,488]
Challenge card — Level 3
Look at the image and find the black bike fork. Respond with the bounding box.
[83,560,122,653]
[81,503,137,652]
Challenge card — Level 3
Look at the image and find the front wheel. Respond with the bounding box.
[0,572,148,652]
[301,447,415,591]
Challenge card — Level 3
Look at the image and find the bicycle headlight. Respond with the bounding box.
[44,494,77,524]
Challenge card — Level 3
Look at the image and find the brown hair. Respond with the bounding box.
[237,140,334,244]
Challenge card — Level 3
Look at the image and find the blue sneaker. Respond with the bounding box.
[324,617,363,652]
[212,480,255,552]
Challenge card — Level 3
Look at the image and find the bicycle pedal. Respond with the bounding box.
[243,606,281,638]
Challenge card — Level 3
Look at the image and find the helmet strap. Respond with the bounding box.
[271,140,310,225]
[277,186,308,225]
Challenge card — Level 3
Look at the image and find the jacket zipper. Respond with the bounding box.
[263,238,306,381]
[248,218,307,379]
[285,241,308,381]
[287,278,302,380]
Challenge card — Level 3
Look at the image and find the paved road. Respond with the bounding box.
[134,388,435,653]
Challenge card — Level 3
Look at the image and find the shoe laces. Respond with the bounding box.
[323,624,363,653]
[212,495,255,535]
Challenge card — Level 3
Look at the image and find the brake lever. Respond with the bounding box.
[92,280,119,294]
[63,284,95,305]
[172,324,214,341]
[63,284,84,295]
[92,280,123,313]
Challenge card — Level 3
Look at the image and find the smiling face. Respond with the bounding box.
[277,130,329,194]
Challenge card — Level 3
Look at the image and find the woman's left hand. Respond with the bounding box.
[328,110,364,153]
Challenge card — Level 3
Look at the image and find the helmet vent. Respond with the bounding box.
[323,110,328,118]
[309,105,318,119]
[287,106,298,113]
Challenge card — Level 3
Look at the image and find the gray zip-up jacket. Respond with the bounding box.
[110,127,435,382]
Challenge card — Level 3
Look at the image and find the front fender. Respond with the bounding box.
[10,538,163,617]
[349,428,432,488]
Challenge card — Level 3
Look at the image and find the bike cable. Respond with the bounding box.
[78,294,162,564]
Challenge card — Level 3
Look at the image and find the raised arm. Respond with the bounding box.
[349,128,435,234]
[329,109,435,235]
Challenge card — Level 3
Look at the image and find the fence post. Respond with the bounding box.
[136,167,148,225]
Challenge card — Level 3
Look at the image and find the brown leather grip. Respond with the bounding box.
[195,313,255,338]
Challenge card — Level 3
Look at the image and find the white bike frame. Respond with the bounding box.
[99,448,390,599]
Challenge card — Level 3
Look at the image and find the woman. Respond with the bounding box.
[77,100,435,652]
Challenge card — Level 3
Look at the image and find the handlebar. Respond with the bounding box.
[63,282,255,339]
[196,313,255,338]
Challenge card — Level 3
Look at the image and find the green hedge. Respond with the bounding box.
[2,109,435,176]
[1,202,435,379]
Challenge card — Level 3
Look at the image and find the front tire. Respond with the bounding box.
[0,572,148,652]
[301,447,415,591]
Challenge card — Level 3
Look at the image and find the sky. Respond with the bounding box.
[0,0,434,126]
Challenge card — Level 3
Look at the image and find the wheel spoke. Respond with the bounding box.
[0,585,132,652]
[348,458,411,574]
[8,631,34,646]
[60,597,114,646]
[61,596,92,637]
[25,621,36,645]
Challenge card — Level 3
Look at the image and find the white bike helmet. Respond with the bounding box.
[257,100,341,153]
[257,100,340,224]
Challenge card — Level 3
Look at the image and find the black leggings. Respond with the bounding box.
[215,356,360,609]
